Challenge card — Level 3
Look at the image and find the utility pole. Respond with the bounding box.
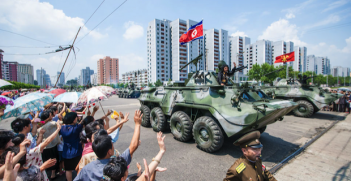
[55,27,81,87]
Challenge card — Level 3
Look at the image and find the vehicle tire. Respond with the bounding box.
[258,126,266,134]
[170,111,193,142]
[293,100,314,117]
[140,105,151,127]
[150,107,167,132]
[192,116,224,153]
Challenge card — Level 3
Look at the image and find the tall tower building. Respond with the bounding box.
[243,40,272,74]
[229,36,250,82]
[97,56,119,85]
[293,46,307,72]
[204,29,228,71]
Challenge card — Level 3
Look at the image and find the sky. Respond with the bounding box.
[0,0,350,83]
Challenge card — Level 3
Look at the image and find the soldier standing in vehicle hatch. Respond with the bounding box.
[218,62,236,86]
[223,131,277,181]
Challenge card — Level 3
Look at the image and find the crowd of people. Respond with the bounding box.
[0,103,168,181]
[324,90,351,112]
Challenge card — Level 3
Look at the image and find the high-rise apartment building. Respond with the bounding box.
[122,69,147,87]
[147,19,205,83]
[293,46,307,72]
[0,49,3,79]
[97,56,119,85]
[2,61,18,82]
[306,55,330,75]
[243,40,272,74]
[56,72,65,86]
[272,41,294,67]
[18,64,34,84]
[90,73,98,85]
[229,36,250,81]
[80,67,94,85]
[331,66,350,77]
[204,29,228,71]
[36,69,51,86]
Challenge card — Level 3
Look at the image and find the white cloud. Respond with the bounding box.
[223,12,251,33]
[282,0,314,19]
[285,13,295,19]
[90,54,105,62]
[322,0,349,12]
[123,21,144,40]
[231,31,248,37]
[0,0,106,42]
[258,19,307,46]
[303,15,340,30]
[117,53,145,74]
[309,37,351,67]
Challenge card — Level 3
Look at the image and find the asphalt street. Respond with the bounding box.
[0,96,347,181]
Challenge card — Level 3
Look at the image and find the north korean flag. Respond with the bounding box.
[179,20,203,45]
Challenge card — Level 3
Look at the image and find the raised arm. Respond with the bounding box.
[106,113,129,134]
[30,111,40,136]
[58,103,66,116]
[129,110,142,156]
[39,122,61,152]
[137,132,166,181]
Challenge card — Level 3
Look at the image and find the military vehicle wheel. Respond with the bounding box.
[258,126,266,134]
[140,105,151,127]
[192,116,224,153]
[150,107,167,132]
[293,100,314,117]
[170,111,193,142]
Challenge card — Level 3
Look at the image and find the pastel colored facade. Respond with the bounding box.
[121,69,147,87]
[97,56,119,85]
[2,61,18,82]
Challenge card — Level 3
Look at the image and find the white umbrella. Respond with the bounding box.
[0,79,12,87]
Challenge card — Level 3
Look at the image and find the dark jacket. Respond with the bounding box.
[339,95,347,105]
[218,66,236,85]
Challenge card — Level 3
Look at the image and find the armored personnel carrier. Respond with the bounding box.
[138,55,298,152]
[261,77,342,117]
[119,83,141,98]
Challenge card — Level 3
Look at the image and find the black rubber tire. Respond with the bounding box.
[293,100,314,117]
[258,126,267,134]
[140,105,151,127]
[170,111,193,142]
[192,116,224,153]
[150,107,167,132]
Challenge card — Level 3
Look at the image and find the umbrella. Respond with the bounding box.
[48,88,57,91]
[53,92,82,103]
[0,79,12,88]
[94,86,116,97]
[1,92,11,96]
[49,89,66,97]
[75,87,108,114]
[2,93,55,119]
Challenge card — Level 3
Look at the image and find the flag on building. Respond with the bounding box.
[274,52,295,63]
[179,20,203,45]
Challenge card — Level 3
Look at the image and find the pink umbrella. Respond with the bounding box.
[94,86,116,97]
[49,89,66,98]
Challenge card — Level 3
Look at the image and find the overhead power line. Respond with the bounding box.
[0,28,59,46]
[84,0,106,27]
[76,0,129,44]
[0,45,67,48]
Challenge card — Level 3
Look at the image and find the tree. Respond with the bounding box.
[34,80,38,85]
[247,63,278,83]
[155,79,163,87]
[167,79,172,86]
[124,83,128,88]
[148,82,154,87]
[141,83,146,87]
[119,83,124,88]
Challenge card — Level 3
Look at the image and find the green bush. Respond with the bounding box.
[1,81,40,90]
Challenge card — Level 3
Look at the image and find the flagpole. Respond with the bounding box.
[202,19,205,84]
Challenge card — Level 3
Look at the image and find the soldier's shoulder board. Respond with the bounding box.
[236,162,246,174]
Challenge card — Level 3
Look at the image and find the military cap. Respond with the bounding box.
[234,131,262,148]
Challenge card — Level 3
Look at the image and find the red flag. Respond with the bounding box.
[274,52,295,63]
[179,20,203,45]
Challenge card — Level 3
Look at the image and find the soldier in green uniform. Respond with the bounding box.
[218,62,236,86]
[223,131,277,181]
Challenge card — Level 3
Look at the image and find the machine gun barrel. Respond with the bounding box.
[263,67,284,77]
[179,53,203,71]
[234,65,248,72]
